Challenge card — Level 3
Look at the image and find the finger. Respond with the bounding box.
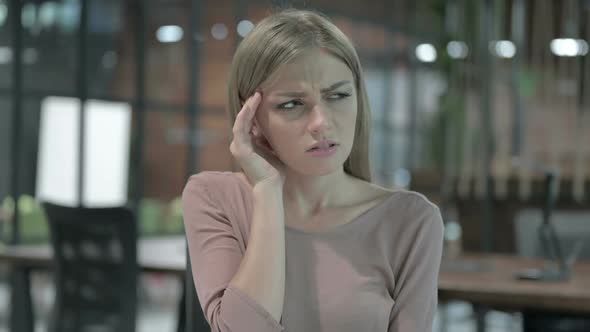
[243,92,262,125]
[233,97,255,140]
[234,92,261,136]
[240,92,262,135]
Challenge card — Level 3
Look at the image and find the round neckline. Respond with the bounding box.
[283,192,398,235]
[228,171,399,236]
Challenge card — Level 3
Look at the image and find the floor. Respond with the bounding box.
[0,271,523,332]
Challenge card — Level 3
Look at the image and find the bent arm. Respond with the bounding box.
[183,174,286,332]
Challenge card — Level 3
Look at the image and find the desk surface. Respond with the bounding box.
[0,236,187,277]
[439,254,590,314]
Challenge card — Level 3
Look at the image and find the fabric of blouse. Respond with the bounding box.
[182,171,444,332]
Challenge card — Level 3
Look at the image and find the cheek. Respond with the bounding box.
[265,118,292,143]
[257,114,286,146]
[254,106,273,135]
[266,120,308,156]
[339,100,358,126]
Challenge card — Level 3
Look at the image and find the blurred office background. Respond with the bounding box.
[0,0,589,331]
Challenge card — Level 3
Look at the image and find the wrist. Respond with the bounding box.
[253,175,284,193]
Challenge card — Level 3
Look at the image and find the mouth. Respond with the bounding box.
[307,143,338,152]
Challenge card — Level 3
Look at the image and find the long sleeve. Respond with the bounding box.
[182,173,284,332]
[388,203,444,332]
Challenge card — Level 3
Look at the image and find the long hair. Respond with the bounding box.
[226,9,372,182]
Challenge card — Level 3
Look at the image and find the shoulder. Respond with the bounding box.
[183,171,240,196]
[381,189,443,237]
[354,180,441,225]
[363,180,438,215]
[393,190,439,215]
[185,170,238,186]
[181,171,248,212]
[181,171,246,225]
[181,171,252,249]
[356,179,443,234]
[384,191,444,272]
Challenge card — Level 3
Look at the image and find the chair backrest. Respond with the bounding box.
[43,202,138,332]
[178,242,210,332]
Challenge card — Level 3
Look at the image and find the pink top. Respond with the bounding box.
[182,171,444,332]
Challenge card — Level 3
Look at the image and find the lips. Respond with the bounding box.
[307,140,338,151]
[307,144,336,151]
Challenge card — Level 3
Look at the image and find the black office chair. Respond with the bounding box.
[513,172,590,332]
[177,243,210,332]
[515,209,590,332]
[43,202,138,332]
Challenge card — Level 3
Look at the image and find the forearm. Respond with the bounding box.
[228,181,286,322]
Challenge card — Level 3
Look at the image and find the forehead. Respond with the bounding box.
[261,49,354,91]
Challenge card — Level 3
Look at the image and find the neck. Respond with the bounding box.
[282,167,355,218]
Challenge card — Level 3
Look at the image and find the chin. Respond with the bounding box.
[289,157,348,177]
[303,166,340,177]
[279,144,353,176]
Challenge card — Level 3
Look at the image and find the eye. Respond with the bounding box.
[277,100,304,110]
[326,92,351,100]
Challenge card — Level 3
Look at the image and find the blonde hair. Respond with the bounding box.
[227,9,372,182]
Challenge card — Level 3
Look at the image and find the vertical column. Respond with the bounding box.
[76,0,88,206]
[381,1,395,187]
[9,0,23,244]
[186,0,201,179]
[511,0,525,157]
[407,1,418,171]
[479,0,495,252]
[9,1,34,331]
[132,0,147,215]
[185,2,204,331]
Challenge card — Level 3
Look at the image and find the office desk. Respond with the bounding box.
[6,246,590,331]
[439,253,590,331]
[0,236,191,332]
[0,236,187,276]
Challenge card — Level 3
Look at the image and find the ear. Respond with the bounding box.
[252,117,262,136]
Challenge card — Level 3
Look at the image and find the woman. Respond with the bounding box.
[182,8,443,332]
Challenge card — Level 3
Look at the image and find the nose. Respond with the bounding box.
[307,104,331,135]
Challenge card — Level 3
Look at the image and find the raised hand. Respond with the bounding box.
[229,92,285,187]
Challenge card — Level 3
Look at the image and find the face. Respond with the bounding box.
[254,48,358,176]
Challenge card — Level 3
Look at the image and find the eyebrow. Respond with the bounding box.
[275,80,352,97]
